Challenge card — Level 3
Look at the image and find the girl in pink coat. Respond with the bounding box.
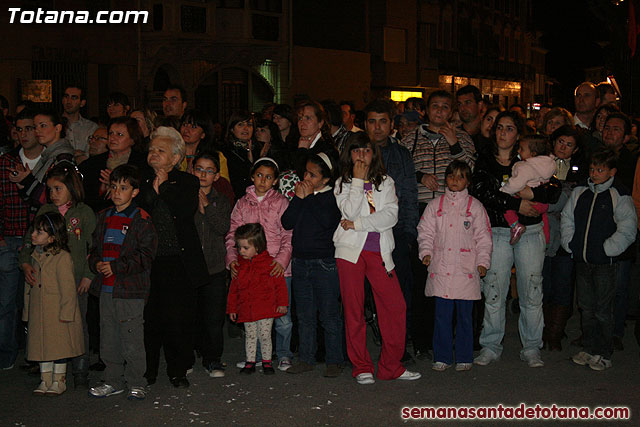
[417,160,492,372]
[225,157,294,370]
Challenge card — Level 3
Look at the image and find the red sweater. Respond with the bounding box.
[226,251,288,323]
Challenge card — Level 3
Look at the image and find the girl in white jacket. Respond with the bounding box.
[333,133,421,385]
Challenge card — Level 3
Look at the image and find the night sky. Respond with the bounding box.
[533,0,617,107]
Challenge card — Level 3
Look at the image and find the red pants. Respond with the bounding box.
[337,251,406,380]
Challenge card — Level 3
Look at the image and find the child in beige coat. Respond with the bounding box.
[23,212,84,396]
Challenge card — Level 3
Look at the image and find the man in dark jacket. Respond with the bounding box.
[364,99,419,363]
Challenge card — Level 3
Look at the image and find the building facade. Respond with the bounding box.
[368,0,548,108]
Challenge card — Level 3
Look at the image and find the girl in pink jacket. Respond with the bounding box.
[225,157,294,370]
[417,160,492,372]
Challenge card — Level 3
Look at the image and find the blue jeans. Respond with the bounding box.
[256,276,293,361]
[0,236,22,369]
[614,259,632,338]
[480,224,545,357]
[575,262,617,359]
[433,297,473,364]
[292,257,344,366]
[542,254,574,307]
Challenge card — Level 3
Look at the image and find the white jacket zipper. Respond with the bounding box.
[582,191,598,262]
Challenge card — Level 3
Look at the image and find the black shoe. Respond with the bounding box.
[20,361,37,372]
[21,362,40,376]
[401,351,415,366]
[239,364,256,374]
[262,362,275,375]
[414,349,430,361]
[89,361,106,372]
[73,374,89,389]
[170,376,189,388]
[613,336,624,351]
[570,334,583,347]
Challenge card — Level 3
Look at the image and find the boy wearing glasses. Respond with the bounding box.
[191,152,231,378]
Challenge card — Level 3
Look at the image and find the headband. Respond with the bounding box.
[43,213,55,232]
[254,157,280,171]
[317,152,333,171]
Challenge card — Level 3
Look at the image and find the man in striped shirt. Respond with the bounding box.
[400,90,476,360]
[400,90,476,211]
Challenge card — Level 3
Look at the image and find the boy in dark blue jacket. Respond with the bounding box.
[561,150,637,371]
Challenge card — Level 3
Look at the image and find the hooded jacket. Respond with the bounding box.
[225,186,292,276]
[226,251,288,323]
[561,176,637,264]
[417,188,493,300]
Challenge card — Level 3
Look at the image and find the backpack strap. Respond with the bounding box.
[411,128,419,155]
[466,196,473,217]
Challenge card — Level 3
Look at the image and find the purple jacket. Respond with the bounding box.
[417,188,492,300]
[225,186,293,276]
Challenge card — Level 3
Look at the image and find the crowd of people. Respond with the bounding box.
[0,80,639,401]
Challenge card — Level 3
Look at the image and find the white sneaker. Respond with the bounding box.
[520,352,544,368]
[236,361,262,368]
[356,373,375,385]
[572,351,596,366]
[278,358,292,371]
[127,387,146,401]
[89,384,124,398]
[396,370,421,380]
[588,355,612,371]
[431,362,451,371]
[473,350,499,366]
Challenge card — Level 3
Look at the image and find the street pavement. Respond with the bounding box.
[1,310,638,426]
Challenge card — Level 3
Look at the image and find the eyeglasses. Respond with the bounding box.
[16,126,35,133]
[181,123,201,129]
[195,167,217,175]
[88,135,108,142]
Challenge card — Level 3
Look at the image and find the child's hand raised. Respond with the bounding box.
[229,313,237,322]
[276,306,288,314]
[229,260,239,279]
[294,181,313,199]
[422,255,431,266]
[477,265,487,278]
[440,121,458,146]
[270,260,285,277]
[353,159,368,180]
[198,189,209,214]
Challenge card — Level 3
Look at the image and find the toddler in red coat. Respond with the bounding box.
[227,223,289,375]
